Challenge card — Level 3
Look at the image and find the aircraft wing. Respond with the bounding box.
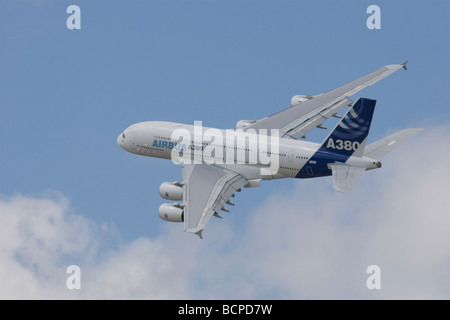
[181,164,248,238]
[246,62,408,139]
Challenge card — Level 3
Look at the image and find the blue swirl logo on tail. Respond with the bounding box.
[321,97,376,157]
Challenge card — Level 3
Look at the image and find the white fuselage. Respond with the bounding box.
[117,121,379,181]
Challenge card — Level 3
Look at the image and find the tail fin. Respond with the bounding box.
[320,98,376,158]
[364,128,424,160]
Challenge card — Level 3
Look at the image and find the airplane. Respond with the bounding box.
[117,61,423,238]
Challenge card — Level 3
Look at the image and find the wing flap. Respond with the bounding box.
[284,98,352,139]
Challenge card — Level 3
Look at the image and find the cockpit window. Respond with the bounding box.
[122,133,125,139]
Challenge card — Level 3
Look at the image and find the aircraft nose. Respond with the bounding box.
[117,132,126,149]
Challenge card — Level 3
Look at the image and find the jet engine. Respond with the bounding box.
[235,120,257,130]
[159,182,183,200]
[244,179,261,188]
[290,95,314,107]
[158,203,184,222]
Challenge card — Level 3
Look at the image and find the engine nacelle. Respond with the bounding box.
[159,203,184,222]
[290,95,314,107]
[159,182,183,200]
[236,120,257,130]
[244,179,261,188]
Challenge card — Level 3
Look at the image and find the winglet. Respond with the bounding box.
[401,61,408,70]
[195,230,203,239]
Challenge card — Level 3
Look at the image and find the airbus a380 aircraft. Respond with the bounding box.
[118,62,422,238]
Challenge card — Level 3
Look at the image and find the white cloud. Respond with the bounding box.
[1,126,449,299]
[0,192,200,299]
[0,192,94,299]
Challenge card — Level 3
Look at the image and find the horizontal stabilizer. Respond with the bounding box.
[364,128,424,160]
[329,163,366,193]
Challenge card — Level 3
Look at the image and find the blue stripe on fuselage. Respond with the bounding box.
[295,149,350,178]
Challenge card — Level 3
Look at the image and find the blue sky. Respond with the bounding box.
[1,0,449,299]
